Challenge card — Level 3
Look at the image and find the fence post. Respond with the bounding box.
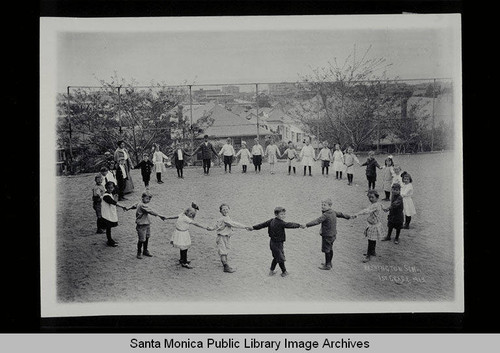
[118,86,122,136]
[431,78,436,151]
[189,85,194,164]
[66,86,74,173]
[256,83,260,140]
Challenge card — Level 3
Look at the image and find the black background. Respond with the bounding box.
[4,0,494,333]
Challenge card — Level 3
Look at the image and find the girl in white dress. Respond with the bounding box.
[400,173,416,229]
[152,144,170,184]
[381,156,394,201]
[343,146,360,186]
[165,203,211,268]
[265,138,282,174]
[300,140,315,176]
[332,144,345,179]
[235,141,252,173]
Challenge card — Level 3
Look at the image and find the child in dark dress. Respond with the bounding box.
[382,183,404,244]
[361,151,383,190]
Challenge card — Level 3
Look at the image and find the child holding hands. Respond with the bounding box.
[381,183,404,244]
[210,203,251,273]
[164,203,211,269]
[351,190,384,263]
[248,207,301,277]
[100,181,127,247]
[124,190,167,259]
[301,198,351,270]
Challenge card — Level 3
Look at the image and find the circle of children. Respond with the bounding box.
[91,136,416,276]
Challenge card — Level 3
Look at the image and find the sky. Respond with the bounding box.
[54,15,461,92]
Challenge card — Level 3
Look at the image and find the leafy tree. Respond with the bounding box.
[57,76,185,173]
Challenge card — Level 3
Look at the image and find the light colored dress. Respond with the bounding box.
[300,145,315,166]
[265,144,280,164]
[171,213,194,250]
[236,148,252,166]
[401,183,416,217]
[356,202,384,241]
[332,150,345,172]
[153,151,169,174]
[344,153,359,174]
[382,166,394,192]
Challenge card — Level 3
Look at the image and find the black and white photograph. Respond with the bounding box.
[40,14,463,317]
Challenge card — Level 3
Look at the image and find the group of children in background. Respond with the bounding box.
[91,146,416,270]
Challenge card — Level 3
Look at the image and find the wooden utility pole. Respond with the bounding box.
[256,83,260,140]
[66,86,74,172]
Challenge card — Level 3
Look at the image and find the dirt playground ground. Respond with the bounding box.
[55,152,459,306]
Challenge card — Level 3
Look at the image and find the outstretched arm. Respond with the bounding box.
[224,219,249,229]
[335,211,351,219]
[191,221,210,230]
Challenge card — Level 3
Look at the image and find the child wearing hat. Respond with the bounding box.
[235,141,252,173]
[248,207,302,277]
[124,190,167,259]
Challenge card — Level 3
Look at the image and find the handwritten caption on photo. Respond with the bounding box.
[364,264,426,283]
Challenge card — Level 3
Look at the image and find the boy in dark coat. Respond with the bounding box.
[135,153,154,187]
[248,207,301,277]
[302,198,351,270]
[193,135,218,175]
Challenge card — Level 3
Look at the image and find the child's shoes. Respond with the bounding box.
[137,252,143,259]
[281,271,289,277]
[181,263,193,269]
[143,250,153,257]
[268,270,276,276]
[319,264,332,270]
[362,255,371,263]
[223,264,235,273]
[381,237,391,241]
